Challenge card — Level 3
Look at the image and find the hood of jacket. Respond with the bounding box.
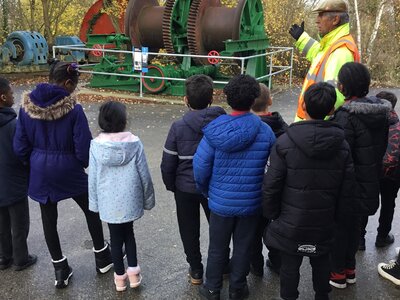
[91,132,141,166]
[259,112,288,136]
[23,84,77,121]
[182,106,226,133]
[0,107,16,127]
[203,112,261,153]
[339,96,391,129]
[30,83,70,107]
[287,120,346,159]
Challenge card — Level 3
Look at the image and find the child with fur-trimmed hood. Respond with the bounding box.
[329,62,391,289]
[13,61,112,289]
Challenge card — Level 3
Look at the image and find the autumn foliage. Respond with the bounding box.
[0,0,399,84]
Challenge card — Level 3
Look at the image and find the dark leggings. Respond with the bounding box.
[40,193,105,261]
[108,222,137,275]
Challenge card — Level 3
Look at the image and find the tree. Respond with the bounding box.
[353,0,362,59]
[1,0,9,40]
[365,0,388,67]
[102,0,129,33]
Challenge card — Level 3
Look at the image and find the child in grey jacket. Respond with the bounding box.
[89,101,155,292]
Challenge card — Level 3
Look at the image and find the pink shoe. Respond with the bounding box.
[127,266,142,288]
[114,273,127,292]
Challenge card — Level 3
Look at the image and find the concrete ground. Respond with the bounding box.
[1,85,400,299]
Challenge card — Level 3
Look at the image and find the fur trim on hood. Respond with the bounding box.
[22,92,77,121]
[341,97,392,115]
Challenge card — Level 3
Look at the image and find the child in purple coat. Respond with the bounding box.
[13,61,112,288]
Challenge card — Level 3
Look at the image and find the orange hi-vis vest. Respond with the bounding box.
[296,35,360,120]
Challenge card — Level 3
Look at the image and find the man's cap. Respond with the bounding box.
[312,0,349,13]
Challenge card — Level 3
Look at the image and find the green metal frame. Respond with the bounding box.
[87,0,271,95]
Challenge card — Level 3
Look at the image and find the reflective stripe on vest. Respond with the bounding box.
[296,35,360,119]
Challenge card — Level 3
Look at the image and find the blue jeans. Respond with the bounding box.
[205,212,259,291]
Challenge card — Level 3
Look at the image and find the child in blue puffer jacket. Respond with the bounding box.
[89,101,155,292]
[194,75,276,300]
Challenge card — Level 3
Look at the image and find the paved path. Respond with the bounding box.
[1,86,400,299]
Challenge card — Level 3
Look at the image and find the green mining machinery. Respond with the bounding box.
[88,0,269,96]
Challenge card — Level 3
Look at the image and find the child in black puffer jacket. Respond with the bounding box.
[263,82,355,300]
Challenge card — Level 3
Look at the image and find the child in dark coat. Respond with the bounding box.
[194,75,275,300]
[373,91,399,247]
[13,61,112,288]
[250,83,288,276]
[161,75,225,285]
[329,63,391,289]
[263,82,354,300]
[251,83,288,138]
[0,77,36,271]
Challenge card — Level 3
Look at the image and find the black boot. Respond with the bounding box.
[52,256,73,289]
[94,243,113,274]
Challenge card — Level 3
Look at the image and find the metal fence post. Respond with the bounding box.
[269,53,273,90]
[290,48,294,88]
[140,72,143,97]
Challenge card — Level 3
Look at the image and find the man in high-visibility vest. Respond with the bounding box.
[290,0,360,121]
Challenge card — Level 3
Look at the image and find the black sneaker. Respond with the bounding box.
[229,284,249,300]
[378,260,400,286]
[52,257,73,289]
[94,243,113,274]
[14,254,37,271]
[375,233,395,248]
[358,237,366,251]
[0,257,13,270]
[188,267,203,285]
[199,284,220,300]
